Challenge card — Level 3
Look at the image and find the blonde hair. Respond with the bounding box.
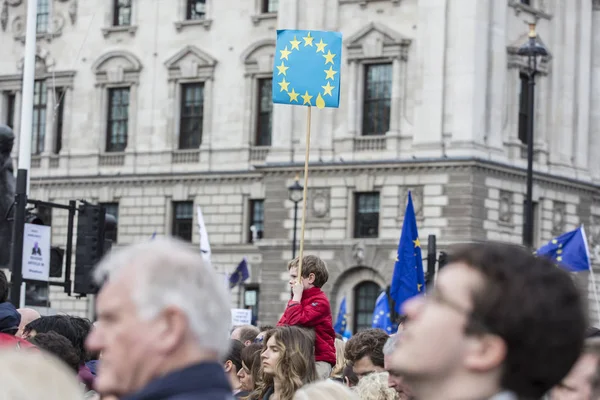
[330,338,346,378]
[353,372,399,400]
[0,349,83,399]
[293,380,358,400]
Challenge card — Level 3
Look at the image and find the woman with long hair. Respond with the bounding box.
[237,343,262,397]
[330,338,346,381]
[254,326,318,400]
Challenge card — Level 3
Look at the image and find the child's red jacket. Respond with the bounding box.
[277,287,336,365]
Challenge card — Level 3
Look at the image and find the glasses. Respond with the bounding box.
[422,287,491,335]
[254,336,264,344]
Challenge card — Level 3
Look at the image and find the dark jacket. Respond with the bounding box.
[122,362,234,400]
[277,287,336,365]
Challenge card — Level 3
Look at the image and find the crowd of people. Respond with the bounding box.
[0,237,599,399]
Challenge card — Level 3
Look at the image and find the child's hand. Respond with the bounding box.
[292,281,304,302]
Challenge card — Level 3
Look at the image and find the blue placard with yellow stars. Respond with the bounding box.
[272,29,342,109]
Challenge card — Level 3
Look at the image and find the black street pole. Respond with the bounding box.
[517,23,547,248]
[9,169,27,307]
[523,64,536,248]
[292,202,299,259]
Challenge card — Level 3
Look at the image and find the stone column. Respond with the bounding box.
[347,60,358,136]
[575,0,592,171]
[485,0,507,150]
[589,3,600,180]
[43,87,55,154]
[267,0,298,162]
[446,0,490,144]
[556,1,576,166]
[388,57,402,134]
[413,0,447,147]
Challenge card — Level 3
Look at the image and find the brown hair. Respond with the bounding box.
[287,255,328,288]
[240,343,262,393]
[447,242,586,399]
[344,329,388,368]
[254,326,318,400]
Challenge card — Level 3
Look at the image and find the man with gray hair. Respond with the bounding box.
[230,325,259,346]
[85,237,233,400]
[383,334,414,400]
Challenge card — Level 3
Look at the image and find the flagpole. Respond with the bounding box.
[296,106,312,282]
[582,225,600,325]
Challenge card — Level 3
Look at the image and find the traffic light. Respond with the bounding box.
[74,203,106,295]
[49,247,64,278]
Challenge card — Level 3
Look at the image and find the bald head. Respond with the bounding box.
[16,308,40,338]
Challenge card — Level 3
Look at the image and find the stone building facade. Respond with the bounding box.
[1,0,600,328]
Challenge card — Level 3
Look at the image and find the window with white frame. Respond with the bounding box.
[36,0,50,34]
[345,23,411,137]
[91,50,142,154]
[186,0,206,20]
[179,83,204,149]
[113,0,132,26]
[164,46,216,151]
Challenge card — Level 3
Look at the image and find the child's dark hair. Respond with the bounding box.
[287,255,329,288]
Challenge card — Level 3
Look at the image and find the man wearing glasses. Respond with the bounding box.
[388,242,586,400]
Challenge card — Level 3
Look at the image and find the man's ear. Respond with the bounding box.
[244,340,251,346]
[308,273,316,284]
[464,334,506,372]
[224,360,233,373]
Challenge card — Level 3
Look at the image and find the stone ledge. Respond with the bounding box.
[174,19,213,32]
[101,25,138,38]
[251,13,277,26]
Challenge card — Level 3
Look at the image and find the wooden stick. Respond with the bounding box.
[297,106,312,283]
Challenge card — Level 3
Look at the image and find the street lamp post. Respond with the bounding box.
[517,23,548,248]
[288,175,303,259]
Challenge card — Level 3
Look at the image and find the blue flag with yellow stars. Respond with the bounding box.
[272,29,342,109]
[390,191,425,313]
[372,291,394,334]
[334,296,348,335]
[536,226,591,272]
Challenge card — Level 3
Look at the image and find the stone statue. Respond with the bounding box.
[0,124,15,269]
[352,241,366,266]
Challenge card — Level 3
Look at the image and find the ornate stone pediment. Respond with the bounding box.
[164,45,217,81]
[345,22,411,61]
[92,50,142,85]
[241,39,275,75]
[17,45,55,73]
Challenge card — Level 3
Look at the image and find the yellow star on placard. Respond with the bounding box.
[301,91,313,105]
[323,50,336,64]
[322,82,334,96]
[278,78,290,92]
[280,46,291,60]
[290,36,301,51]
[303,32,314,47]
[288,88,299,102]
[315,39,327,53]
[324,66,337,80]
[417,283,423,292]
[413,238,421,248]
[276,61,289,76]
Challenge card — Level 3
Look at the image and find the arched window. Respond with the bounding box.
[353,281,382,333]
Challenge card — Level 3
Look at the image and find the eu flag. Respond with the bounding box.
[390,192,425,313]
[272,30,342,109]
[334,296,348,335]
[229,258,250,289]
[536,226,591,272]
[372,291,394,334]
